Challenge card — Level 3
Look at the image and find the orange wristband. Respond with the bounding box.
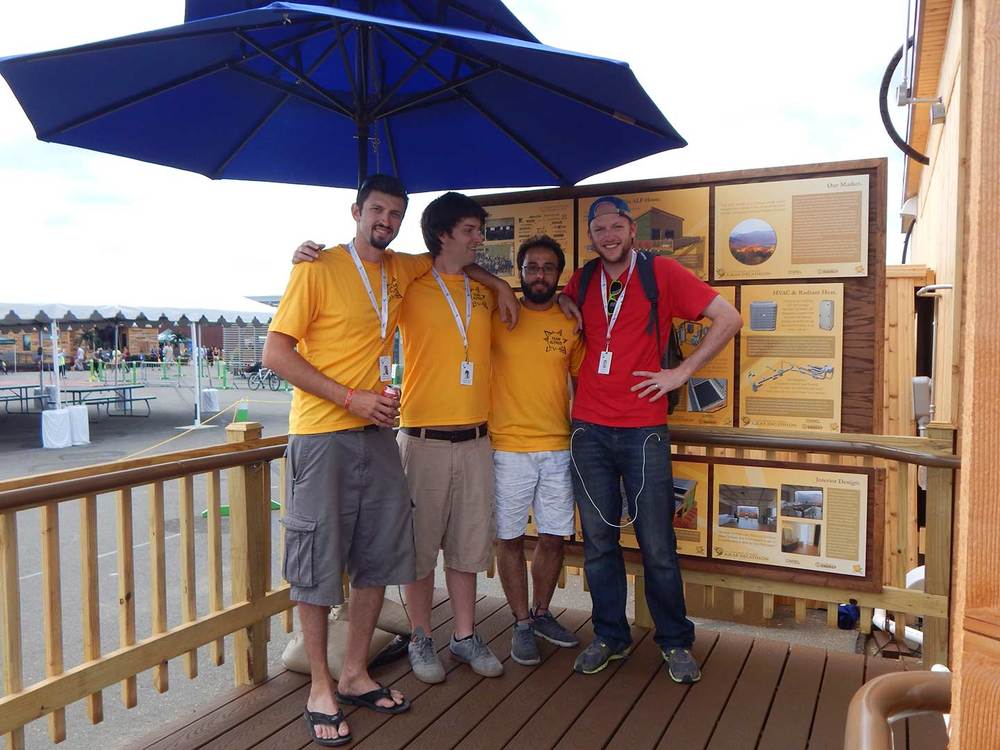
[343,388,356,411]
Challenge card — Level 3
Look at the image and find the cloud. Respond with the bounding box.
[0,0,911,303]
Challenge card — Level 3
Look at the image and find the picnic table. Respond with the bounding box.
[0,384,34,413]
[62,384,156,417]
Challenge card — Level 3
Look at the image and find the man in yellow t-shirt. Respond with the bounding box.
[396,192,505,684]
[490,235,584,668]
[264,175,427,744]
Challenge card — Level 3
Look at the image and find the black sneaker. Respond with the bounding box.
[530,609,580,648]
[663,647,701,683]
[573,639,630,674]
[510,622,541,666]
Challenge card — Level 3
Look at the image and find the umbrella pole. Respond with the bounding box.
[357,122,368,186]
[193,322,202,427]
[50,321,61,410]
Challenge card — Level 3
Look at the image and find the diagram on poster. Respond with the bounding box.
[478,199,575,286]
[739,283,844,432]
[712,464,868,577]
[578,188,709,279]
[610,460,709,557]
[714,175,869,280]
[670,286,736,427]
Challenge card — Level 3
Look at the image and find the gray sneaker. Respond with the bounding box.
[510,622,541,666]
[530,609,580,647]
[449,633,504,677]
[408,626,445,684]
[663,647,701,684]
[573,639,630,675]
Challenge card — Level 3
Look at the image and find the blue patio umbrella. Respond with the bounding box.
[184,0,540,42]
[0,2,685,191]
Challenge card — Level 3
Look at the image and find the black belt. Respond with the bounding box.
[339,424,380,433]
[401,424,488,442]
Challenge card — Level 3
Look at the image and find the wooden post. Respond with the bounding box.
[179,475,198,678]
[226,422,268,686]
[115,488,137,707]
[41,503,65,742]
[149,482,169,693]
[924,423,955,666]
[79,496,103,723]
[1,511,25,750]
[207,470,226,660]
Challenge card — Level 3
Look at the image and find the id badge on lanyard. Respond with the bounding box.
[431,268,475,386]
[348,241,393,381]
[597,251,636,376]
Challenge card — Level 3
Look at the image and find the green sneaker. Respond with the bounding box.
[663,647,701,683]
[573,639,630,674]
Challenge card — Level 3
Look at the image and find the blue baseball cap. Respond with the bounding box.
[587,195,633,225]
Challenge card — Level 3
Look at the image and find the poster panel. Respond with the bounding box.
[712,463,868,577]
[577,188,710,279]
[670,286,737,427]
[739,283,844,432]
[616,459,709,557]
[714,175,869,280]
[478,199,575,286]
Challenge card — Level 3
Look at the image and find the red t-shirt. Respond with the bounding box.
[564,254,718,427]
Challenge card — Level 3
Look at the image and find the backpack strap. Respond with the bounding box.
[575,257,601,308]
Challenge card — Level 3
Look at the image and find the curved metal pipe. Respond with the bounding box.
[844,670,950,750]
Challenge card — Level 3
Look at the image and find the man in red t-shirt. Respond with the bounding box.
[562,196,741,683]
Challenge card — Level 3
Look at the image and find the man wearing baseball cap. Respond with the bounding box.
[560,195,742,682]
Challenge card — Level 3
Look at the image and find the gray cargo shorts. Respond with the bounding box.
[281,427,416,606]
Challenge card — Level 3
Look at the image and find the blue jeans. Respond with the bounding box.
[570,420,694,651]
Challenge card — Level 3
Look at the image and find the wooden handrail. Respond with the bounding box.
[843,671,951,749]
[0,440,287,513]
[670,426,959,468]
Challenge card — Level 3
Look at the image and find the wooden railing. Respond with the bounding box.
[0,422,958,748]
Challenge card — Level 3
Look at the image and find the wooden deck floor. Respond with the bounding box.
[134,594,948,750]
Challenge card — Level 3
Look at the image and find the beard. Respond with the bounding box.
[368,225,395,250]
[521,278,557,305]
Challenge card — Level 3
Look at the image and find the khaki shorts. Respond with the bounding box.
[282,428,416,607]
[397,429,495,580]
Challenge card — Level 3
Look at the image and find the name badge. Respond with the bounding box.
[460,361,474,386]
[379,355,392,382]
[597,350,613,375]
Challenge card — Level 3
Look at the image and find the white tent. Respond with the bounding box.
[1,297,275,429]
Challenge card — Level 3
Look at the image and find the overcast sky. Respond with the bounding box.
[0,1,912,306]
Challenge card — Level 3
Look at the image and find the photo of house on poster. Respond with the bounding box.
[670,285,737,427]
[476,199,575,287]
[714,174,870,280]
[712,464,868,577]
[739,283,844,432]
[617,460,709,557]
[577,188,709,279]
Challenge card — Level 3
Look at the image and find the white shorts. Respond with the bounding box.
[493,450,574,540]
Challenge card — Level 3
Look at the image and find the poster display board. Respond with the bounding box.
[714,175,869,280]
[477,199,575,286]
[670,286,737,427]
[712,463,869,578]
[739,283,844,432]
[615,459,710,557]
[577,188,709,279]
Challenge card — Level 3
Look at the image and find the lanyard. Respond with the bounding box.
[347,240,388,341]
[431,268,472,357]
[600,250,637,351]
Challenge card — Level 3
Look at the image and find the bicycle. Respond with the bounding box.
[248,367,281,391]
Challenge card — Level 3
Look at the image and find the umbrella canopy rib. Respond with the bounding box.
[373,65,496,120]
[234,30,353,117]
[227,64,345,115]
[393,25,673,139]
[376,27,567,184]
[36,23,336,140]
[369,37,446,118]
[212,36,344,177]
[333,20,360,110]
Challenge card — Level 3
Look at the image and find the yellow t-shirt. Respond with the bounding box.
[399,271,496,427]
[268,245,432,434]
[489,305,584,452]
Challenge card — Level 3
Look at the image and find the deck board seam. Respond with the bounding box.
[598,630,664,750]
[750,641,792,750]
[646,630,723,749]
[702,635,759,749]
[803,651,830,748]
